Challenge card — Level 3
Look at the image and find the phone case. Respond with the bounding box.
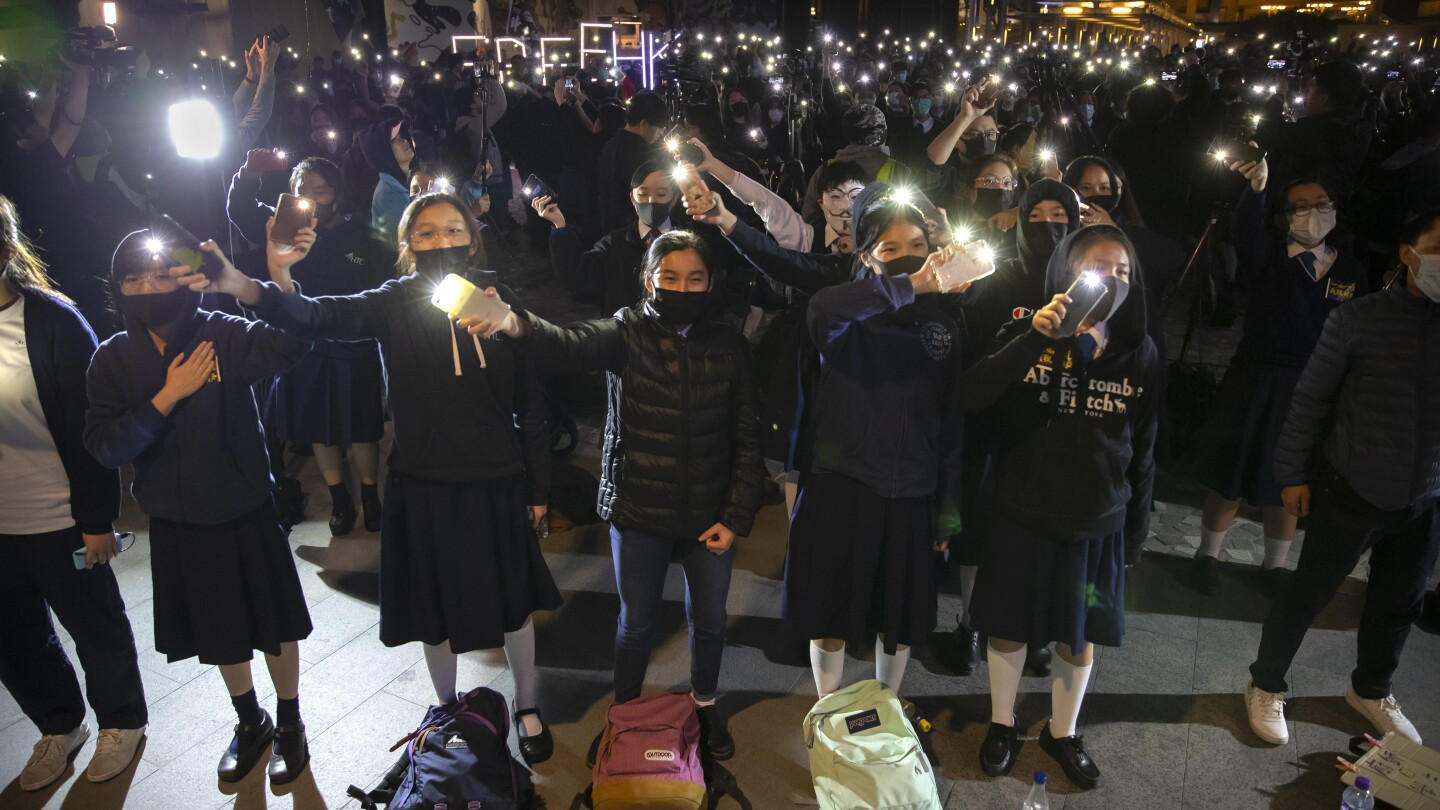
[1057,274,1112,338]
[675,166,715,216]
[270,193,314,246]
[521,174,557,203]
[432,273,511,322]
[976,78,1003,107]
[935,243,996,290]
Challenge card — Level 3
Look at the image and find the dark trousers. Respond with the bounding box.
[0,527,147,734]
[610,526,733,704]
[1250,462,1440,699]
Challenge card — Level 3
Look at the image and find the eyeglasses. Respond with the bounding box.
[975,175,1017,190]
[961,129,1000,140]
[409,227,469,246]
[119,268,178,294]
[821,189,863,205]
[1287,201,1335,217]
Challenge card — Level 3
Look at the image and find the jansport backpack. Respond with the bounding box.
[804,680,941,810]
[347,686,536,810]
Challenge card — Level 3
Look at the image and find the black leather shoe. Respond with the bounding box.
[267,723,309,786]
[696,704,735,761]
[1039,720,1102,789]
[218,711,274,782]
[329,489,356,536]
[979,721,1018,777]
[514,708,553,765]
[1190,555,1222,596]
[1025,645,1052,678]
[954,619,981,676]
[361,488,382,533]
[586,729,603,768]
[1260,566,1290,599]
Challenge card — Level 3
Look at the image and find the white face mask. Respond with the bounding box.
[1081,103,1095,122]
[1414,254,1440,302]
[1288,209,1335,247]
[768,109,784,125]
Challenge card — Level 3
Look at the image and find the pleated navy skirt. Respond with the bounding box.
[378,470,562,654]
[1194,361,1303,508]
[783,472,938,654]
[149,500,313,666]
[969,511,1126,650]
[274,341,386,448]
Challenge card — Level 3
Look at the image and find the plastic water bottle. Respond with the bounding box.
[1342,776,1374,809]
[1022,771,1050,810]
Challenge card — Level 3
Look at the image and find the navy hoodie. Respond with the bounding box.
[961,225,1161,562]
[84,286,311,525]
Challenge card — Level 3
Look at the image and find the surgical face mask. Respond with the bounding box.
[1081,103,1095,122]
[768,108,784,124]
[1414,254,1440,302]
[1288,209,1336,248]
[650,287,711,327]
[857,94,878,108]
[912,98,932,117]
[973,187,1014,219]
[886,91,902,109]
[894,71,908,83]
[634,201,669,229]
[411,243,472,279]
[870,253,926,278]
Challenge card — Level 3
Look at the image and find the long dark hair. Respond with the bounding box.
[0,194,71,304]
[641,230,713,300]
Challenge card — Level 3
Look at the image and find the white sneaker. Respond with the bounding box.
[19,724,90,791]
[1346,688,1422,744]
[1245,681,1289,745]
[86,726,146,783]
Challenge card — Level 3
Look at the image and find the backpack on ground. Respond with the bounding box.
[347,686,536,810]
[803,680,941,810]
[575,692,751,810]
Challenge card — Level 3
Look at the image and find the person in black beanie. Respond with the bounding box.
[83,230,314,787]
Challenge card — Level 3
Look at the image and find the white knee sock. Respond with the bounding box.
[503,621,543,737]
[875,637,911,693]
[1048,656,1094,738]
[810,642,845,697]
[958,565,979,626]
[987,643,1028,726]
[1262,537,1291,570]
[423,641,458,705]
[1197,527,1226,558]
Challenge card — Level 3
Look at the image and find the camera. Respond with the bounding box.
[1160,71,1178,82]
[473,61,495,81]
[1266,58,1287,70]
[63,25,137,69]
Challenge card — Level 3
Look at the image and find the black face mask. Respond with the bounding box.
[634,201,670,229]
[124,289,197,331]
[650,287,711,328]
[1085,194,1120,213]
[1022,219,1069,250]
[412,244,472,280]
[1093,275,1130,321]
[729,102,748,119]
[973,188,1015,219]
[872,253,926,278]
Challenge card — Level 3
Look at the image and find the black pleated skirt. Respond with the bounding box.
[149,501,313,665]
[378,470,562,654]
[274,343,386,447]
[1193,361,1303,507]
[783,473,938,654]
[970,511,1126,650]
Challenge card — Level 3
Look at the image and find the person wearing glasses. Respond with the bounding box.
[1188,155,1367,598]
[0,196,148,791]
[175,192,561,767]
[84,231,314,787]
[961,155,1021,237]
[925,85,1002,213]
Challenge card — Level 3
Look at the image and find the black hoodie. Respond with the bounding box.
[960,225,1160,562]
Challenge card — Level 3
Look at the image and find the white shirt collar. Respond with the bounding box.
[1286,241,1336,281]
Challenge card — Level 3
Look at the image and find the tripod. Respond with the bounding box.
[470,63,519,286]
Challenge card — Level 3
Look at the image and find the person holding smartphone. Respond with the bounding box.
[0,195,148,791]
[962,224,1161,789]
[83,230,315,787]
[457,229,765,765]
[175,192,561,766]
[228,153,393,537]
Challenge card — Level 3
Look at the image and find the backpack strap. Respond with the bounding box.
[707,763,753,810]
[570,785,594,810]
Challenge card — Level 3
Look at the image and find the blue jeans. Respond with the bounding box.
[611,525,733,703]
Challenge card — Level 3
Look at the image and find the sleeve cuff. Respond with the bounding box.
[134,399,169,434]
[77,521,114,535]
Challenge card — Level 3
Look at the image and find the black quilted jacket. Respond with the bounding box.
[521,304,766,538]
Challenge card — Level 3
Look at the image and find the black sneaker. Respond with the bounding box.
[953,619,981,676]
[1260,566,1290,599]
[218,711,274,782]
[1024,645,1052,678]
[695,704,735,761]
[1189,555,1222,596]
[979,721,1018,777]
[1039,720,1102,789]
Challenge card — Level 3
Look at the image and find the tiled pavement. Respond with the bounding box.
[2,244,1437,810]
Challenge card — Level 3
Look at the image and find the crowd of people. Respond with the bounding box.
[1,17,1438,800]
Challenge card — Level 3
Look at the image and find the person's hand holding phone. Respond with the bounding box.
[457,287,525,339]
[1228,147,1268,193]
[532,195,565,228]
[988,207,1019,232]
[151,340,216,416]
[684,190,737,235]
[266,216,318,275]
[241,147,287,178]
[258,36,278,74]
[552,79,569,107]
[174,241,263,305]
[80,531,118,570]
[1032,292,1071,339]
[1079,201,1114,227]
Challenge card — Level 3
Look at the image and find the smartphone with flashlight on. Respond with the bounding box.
[1160,70,1179,82]
[935,241,997,290]
[975,77,1003,108]
[520,174,558,204]
[431,273,512,322]
[1056,272,1113,338]
[1213,139,1266,164]
[150,214,225,283]
[269,193,315,248]
[663,126,705,165]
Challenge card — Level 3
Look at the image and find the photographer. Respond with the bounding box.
[83,232,314,787]
[0,195,146,791]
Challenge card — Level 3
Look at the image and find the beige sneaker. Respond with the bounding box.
[1245,681,1289,745]
[19,724,90,791]
[1346,689,1422,744]
[86,726,147,783]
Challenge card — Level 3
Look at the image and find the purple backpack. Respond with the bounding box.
[591,692,707,808]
